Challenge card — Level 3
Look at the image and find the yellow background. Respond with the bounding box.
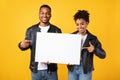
[0,0,120,80]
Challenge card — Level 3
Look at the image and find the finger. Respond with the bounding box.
[82,47,88,49]
[47,61,50,64]
[89,42,92,45]
[25,40,32,43]
[41,61,50,64]
[89,42,93,46]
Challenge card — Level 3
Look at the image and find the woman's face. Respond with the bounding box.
[75,18,88,35]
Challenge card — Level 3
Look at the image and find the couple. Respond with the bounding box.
[18,4,106,80]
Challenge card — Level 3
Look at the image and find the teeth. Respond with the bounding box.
[43,18,47,20]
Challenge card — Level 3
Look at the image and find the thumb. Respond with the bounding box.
[82,47,88,49]
[25,40,32,43]
[89,42,92,46]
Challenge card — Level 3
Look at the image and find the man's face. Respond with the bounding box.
[75,18,88,34]
[39,7,51,24]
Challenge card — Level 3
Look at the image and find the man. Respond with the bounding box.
[67,10,106,80]
[18,4,62,80]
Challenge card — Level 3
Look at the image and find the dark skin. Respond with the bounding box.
[76,18,94,53]
[20,7,51,49]
[68,18,94,65]
[20,7,51,64]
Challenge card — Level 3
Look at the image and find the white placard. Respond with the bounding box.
[35,33,81,65]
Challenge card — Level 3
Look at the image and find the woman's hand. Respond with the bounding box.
[82,42,95,53]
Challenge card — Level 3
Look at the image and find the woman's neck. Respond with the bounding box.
[77,30,87,36]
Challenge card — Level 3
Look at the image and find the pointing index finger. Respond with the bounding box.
[25,40,32,43]
[82,47,88,49]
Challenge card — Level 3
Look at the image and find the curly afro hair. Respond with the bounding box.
[74,10,89,23]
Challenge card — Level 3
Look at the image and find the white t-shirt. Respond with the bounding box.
[39,25,50,33]
[80,34,88,63]
[81,34,88,47]
[37,25,50,70]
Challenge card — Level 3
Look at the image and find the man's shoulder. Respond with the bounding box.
[27,23,39,30]
[50,24,61,30]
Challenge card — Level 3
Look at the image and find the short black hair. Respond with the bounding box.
[74,10,89,23]
[39,4,51,12]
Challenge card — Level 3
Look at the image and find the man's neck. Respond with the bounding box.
[39,22,50,27]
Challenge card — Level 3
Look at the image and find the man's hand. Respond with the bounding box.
[20,40,31,48]
[82,42,95,53]
[41,61,50,64]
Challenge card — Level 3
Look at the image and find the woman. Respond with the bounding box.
[67,10,106,80]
